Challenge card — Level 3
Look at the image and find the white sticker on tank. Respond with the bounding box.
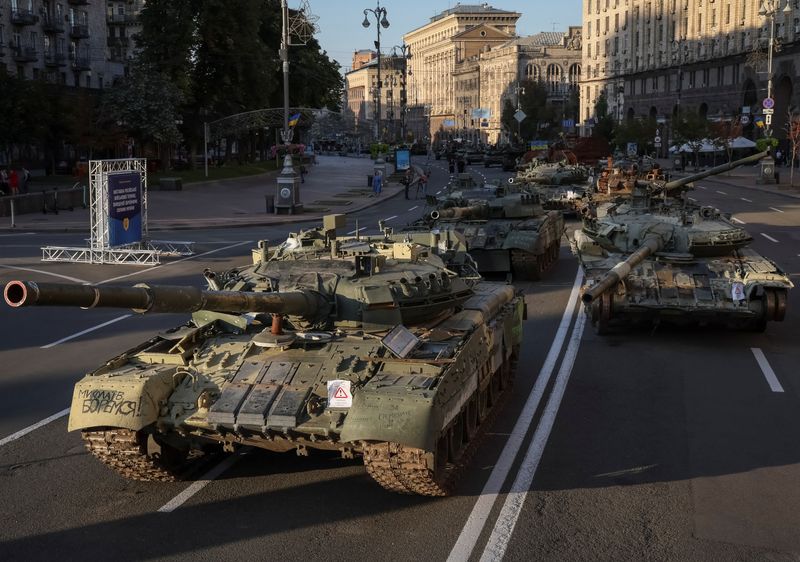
[327,380,352,408]
[731,282,745,302]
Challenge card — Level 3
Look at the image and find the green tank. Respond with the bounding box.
[417,186,565,280]
[573,151,793,332]
[3,232,524,496]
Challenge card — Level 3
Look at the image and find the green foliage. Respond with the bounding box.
[370,143,390,159]
[614,118,657,153]
[594,92,609,119]
[756,136,779,152]
[673,108,710,168]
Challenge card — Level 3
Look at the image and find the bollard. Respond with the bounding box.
[10,198,15,228]
[265,194,275,214]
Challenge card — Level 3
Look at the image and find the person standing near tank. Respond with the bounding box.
[8,168,19,196]
[372,169,383,196]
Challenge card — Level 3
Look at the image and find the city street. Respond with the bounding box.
[1,159,799,561]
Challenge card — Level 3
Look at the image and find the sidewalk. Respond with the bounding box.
[0,155,402,233]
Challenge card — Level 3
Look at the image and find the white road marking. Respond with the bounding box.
[760,233,779,243]
[740,197,753,202]
[447,268,584,562]
[751,348,785,393]
[383,215,398,221]
[0,265,88,284]
[716,190,728,195]
[731,217,746,225]
[688,197,697,202]
[158,452,246,513]
[770,207,785,213]
[408,206,419,211]
[99,241,252,285]
[697,185,707,190]
[480,311,587,562]
[0,408,70,448]
[436,190,442,194]
[0,232,36,237]
[41,314,132,349]
[347,227,368,235]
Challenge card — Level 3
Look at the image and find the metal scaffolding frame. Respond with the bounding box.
[42,159,194,266]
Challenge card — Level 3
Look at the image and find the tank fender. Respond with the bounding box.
[68,368,179,432]
[501,229,544,252]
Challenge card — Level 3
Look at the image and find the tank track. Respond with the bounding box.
[82,428,201,482]
[363,353,518,496]
[511,241,559,281]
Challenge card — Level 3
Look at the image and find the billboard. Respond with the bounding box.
[471,108,491,119]
[108,171,143,247]
[395,149,411,171]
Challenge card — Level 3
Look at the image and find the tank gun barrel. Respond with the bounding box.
[662,150,769,191]
[431,204,487,221]
[581,236,662,304]
[3,280,322,317]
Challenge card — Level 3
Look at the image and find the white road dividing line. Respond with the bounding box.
[770,207,785,213]
[480,311,587,562]
[697,186,707,190]
[383,215,398,221]
[688,197,697,202]
[158,452,246,513]
[41,314,132,349]
[731,217,746,225]
[751,348,785,393]
[408,206,419,211]
[347,227,368,235]
[741,197,753,202]
[447,268,584,562]
[99,241,252,285]
[0,265,88,284]
[760,233,779,243]
[716,190,728,195]
[436,190,442,194]
[0,408,70,448]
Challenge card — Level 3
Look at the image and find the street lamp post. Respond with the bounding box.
[759,0,792,137]
[514,81,525,143]
[392,43,411,142]
[362,2,389,142]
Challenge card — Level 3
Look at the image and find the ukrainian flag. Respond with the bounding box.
[288,113,301,127]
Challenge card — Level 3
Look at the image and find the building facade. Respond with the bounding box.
[344,53,407,140]
[0,0,143,88]
[580,0,800,140]
[403,4,520,137]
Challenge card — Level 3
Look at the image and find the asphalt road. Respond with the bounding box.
[0,160,798,561]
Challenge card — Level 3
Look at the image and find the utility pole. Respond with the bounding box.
[280,0,291,144]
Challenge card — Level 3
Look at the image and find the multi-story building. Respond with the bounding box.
[0,0,143,88]
[580,0,800,139]
[344,52,407,140]
[106,0,144,70]
[404,3,520,137]
[478,27,582,143]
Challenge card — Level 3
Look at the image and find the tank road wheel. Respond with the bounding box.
[772,289,788,321]
[362,443,414,495]
[82,428,193,482]
[593,291,613,335]
[449,412,467,460]
[511,250,542,281]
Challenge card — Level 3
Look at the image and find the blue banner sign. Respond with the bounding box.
[108,171,143,247]
[395,149,411,171]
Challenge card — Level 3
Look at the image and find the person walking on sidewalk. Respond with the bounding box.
[0,168,8,196]
[372,169,383,196]
[8,168,19,196]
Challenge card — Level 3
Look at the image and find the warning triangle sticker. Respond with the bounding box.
[334,386,349,399]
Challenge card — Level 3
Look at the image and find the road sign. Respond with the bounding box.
[654,143,662,148]
[763,108,774,115]
[741,115,751,125]
[514,109,526,123]
[654,136,662,143]
[562,118,575,128]
[765,114,773,125]
[763,97,775,109]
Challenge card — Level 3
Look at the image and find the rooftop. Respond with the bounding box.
[430,3,517,22]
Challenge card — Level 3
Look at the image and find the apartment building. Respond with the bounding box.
[344,51,407,139]
[580,0,800,137]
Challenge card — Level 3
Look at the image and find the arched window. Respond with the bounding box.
[526,63,541,81]
[568,63,581,89]
[546,64,563,93]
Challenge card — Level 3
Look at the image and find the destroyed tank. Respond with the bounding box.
[416,186,565,280]
[574,152,792,332]
[4,235,524,497]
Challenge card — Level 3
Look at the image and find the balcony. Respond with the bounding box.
[68,0,90,5]
[13,46,38,63]
[107,13,139,25]
[44,51,67,67]
[70,24,89,39]
[107,36,130,47]
[10,10,37,26]
[41,15,66,34]
[70,55,91,70]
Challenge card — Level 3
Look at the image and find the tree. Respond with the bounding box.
[592,93,615,144]
[710,117,742,164]
[786,109,800,186]
[673,109,710,170]
[613,118,657,155]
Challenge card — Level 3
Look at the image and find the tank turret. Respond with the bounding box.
[430,204,487,221]
[580,236,662,304]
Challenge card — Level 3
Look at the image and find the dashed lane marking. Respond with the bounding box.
[760,233,779,243]
[751,348,785,393]
[770,207,785,213]
[41,314,132,349]
[688,197,697,202]
[383,215,398,221]
[347,227,368,235]
[731,217,746,225]
[0,408,70,448]
[408,206,419,211]
[697,186,708,190]
[158,451,248,513]
[716,190,728,195]
[741,197,753,202]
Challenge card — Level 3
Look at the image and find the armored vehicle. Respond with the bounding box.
[417,185,565,280]
[517,162,589,185]
[4,226,523,497]
[574,153,792,332]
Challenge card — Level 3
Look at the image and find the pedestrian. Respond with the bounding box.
[403,168,413,200]
[417,172,428,198]
[0,168,8,196]
[8,168,19,196]
[776,149,783,167]
[372,169,383,196]
[20,166,31,193]
[300,163,306,183]
[448,158,455,174]
[457,156,465,174]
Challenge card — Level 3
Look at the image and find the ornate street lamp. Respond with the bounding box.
[362,2,389,142]
[759,0,792,136]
